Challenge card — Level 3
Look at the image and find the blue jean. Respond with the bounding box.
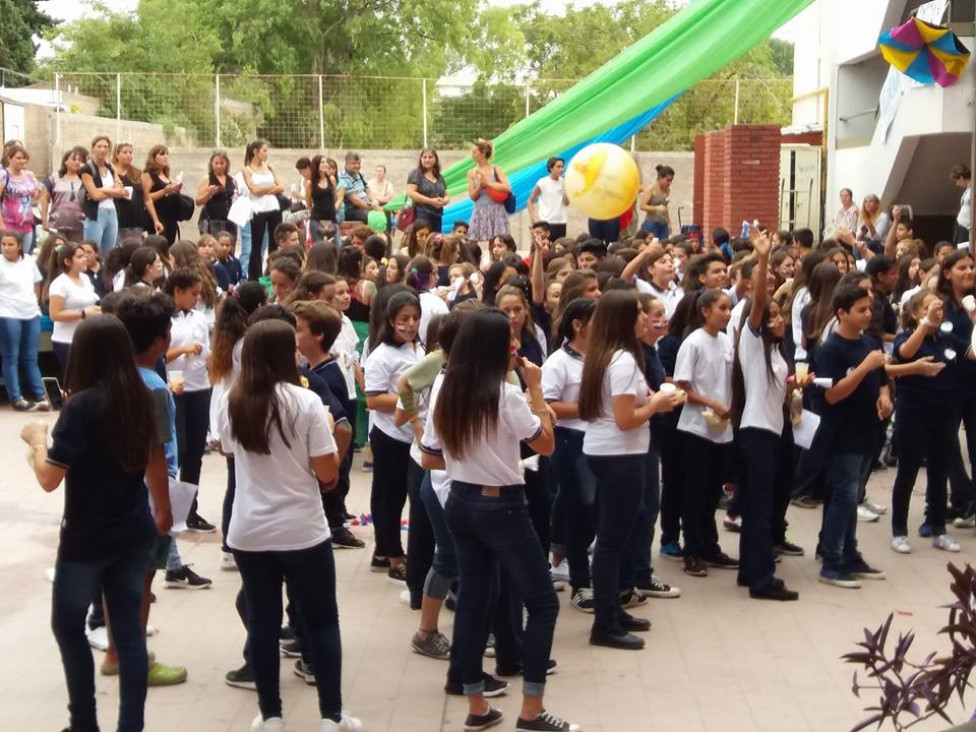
[445,482,558,697]
[641,220,670,240]
[83,207,119,253]
[551,428,596,591]
[238,223,270,281]
[52,540,152,732]
[0,315,44,402]
[420,472,457,599]
[820,452,874,571]
[586,454,646,635]
[235,540,343,721]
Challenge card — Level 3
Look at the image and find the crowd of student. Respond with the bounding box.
[6,131,976,732]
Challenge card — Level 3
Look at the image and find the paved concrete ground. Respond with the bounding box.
[0,407,973,731]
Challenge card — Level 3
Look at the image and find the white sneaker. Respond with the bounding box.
[932,534,961,552]
[550,560,570,583]
[862,499,887,516]
[857,505,880,522]
[220,551,238,571]
[251,714,284,731]
[321,712,363,731]
[953,514,976,529]
[86,625,109,652]
[890,536,912,554]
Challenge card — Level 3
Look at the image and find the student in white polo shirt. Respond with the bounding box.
[215,319,360,732]
[421,308,579,732]
[674,287,737,578]
[527,157,569,240]
[731,230,805,602]
[578,291,684,652]
[364,290,422,582]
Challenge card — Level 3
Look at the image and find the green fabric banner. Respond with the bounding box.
[390,0,812,209]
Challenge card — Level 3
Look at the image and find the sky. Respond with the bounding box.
[38,0,805,45]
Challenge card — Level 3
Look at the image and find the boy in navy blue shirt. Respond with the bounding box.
[293,300,363,550]
[213,230,243,291]
[816,284,892,589]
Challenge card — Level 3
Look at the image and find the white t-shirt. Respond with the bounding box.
[422,375,542,486]
[535,176,567,224]
[791,286,811,361]
[215,383,337,552]
[635,279,683,318]
[737,322,788,435]
[331,314,359,400]
[728,298,748,341]
[98,170,116,211]
[48,273,99,344]
[419,290,449,348]
[542,344,586,432]
[675,328,734,443]
[959,186,972,229]
[364,340,421,443]
[168,309,211,392]
[582,349,650,456]
[0,256,41,319]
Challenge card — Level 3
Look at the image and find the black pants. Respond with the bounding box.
[523,457,552,560]
[323,449,353,531]
[175,388,211,514]
[680,431,732,560]
[221,457,235,552]
[248,210,282,280]
[405,458,435,605]
[161,216,180,245]
[892,407,955,536]
[946,394,976,514]
[548,223,567,240]
[369,427,411,559]
[587,218,620,245]
[737,427,791,592]
[658,416,683,545]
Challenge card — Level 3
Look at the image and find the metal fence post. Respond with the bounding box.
[422,78,428,148]
[116,73,122,142]
[214,74,221,148]
[54,73,62,166]
[318,75,325,150]
[734,78,741,125]
[524,80,531,118]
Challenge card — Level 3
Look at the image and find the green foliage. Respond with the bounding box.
[0,0,55,75]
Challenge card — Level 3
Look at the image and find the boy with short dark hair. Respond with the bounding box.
[213,230,243,291]
[291,300,362,550]
[451,220,469,238]
[816,284,892,589]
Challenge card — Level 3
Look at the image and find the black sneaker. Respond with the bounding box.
[370,555,390,572]
[516,709,581,731]
[388,563,407,583]
[164,564,212,589]
[331,527,365,549]
[845,556,886,580]
[445,672,509,698]
[618,588,647,608]
[570,587,594,613]
[279,625,296,643]
[495,659,557,677]
[280,639,303,658]
[11,398,34,411]
[224,663,257,690]
[776,539,805,557]
[634,576,681,599]
[464,704,504,731]
[703,552,739,569]
[293,658,315,684]
[750,583,799,601]
[185,513,216,533]
[683,556,708,577]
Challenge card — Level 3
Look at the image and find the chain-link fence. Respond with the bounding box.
[50,72,792,153]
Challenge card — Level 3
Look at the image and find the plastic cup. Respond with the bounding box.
[962,295,976,313]
[795,362,809,381]
[123,186,133,200]
[659,383,677,394]
[168,370,184,389]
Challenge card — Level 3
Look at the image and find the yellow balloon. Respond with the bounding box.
[565,143,640,220]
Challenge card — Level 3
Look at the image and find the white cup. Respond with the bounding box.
[962,295,976,313]
[168,370,184,389]
[659,383,677,394]
[794,362,809,381]
[123,186,133,200]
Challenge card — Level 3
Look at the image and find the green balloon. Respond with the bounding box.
[367,210,387,233]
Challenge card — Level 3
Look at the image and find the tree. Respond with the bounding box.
[0,0,55,76]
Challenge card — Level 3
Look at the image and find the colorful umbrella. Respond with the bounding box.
[879,17,971,87]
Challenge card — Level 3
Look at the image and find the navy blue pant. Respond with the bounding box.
[235,540,343,721]
[630,445,661,585]
[892,407,954,536]
[52,540,152,732]
[680,432,732,560]
[445,482,557,696]
[406,458,436,606]
[820,452,874,571]
[586,454,646,635]
[551,428,596,591]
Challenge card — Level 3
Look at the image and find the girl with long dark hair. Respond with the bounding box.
[730,232,803,601]
[47,242,102,373]
[214,320,359,732]
[141,144,182,243]
[578,290,683,650]
[307,154,339,245]
[0,230,48,410]
[112,142,147,239]
[364,290,422,581]
[79,135,123,252]
[196,150,237,240]
[674,288,736,578]
[543,297,598,612]
[241,139,285,280]
[422,309,578,732]
[21,315,171,732]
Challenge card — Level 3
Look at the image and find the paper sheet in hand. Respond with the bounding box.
[227,196,253,227]
[149,479,198,536]
[792,410,821,450]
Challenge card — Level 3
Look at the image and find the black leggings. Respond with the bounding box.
[405,459,435,604]
[175,388,211,514]
[248,210,282,280]
[369,427,411,559]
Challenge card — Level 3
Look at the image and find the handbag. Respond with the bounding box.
[175,194,195,222]
[396,204,416,231]
[504,193,516,215]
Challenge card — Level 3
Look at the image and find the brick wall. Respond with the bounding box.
[696,124,781,247]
